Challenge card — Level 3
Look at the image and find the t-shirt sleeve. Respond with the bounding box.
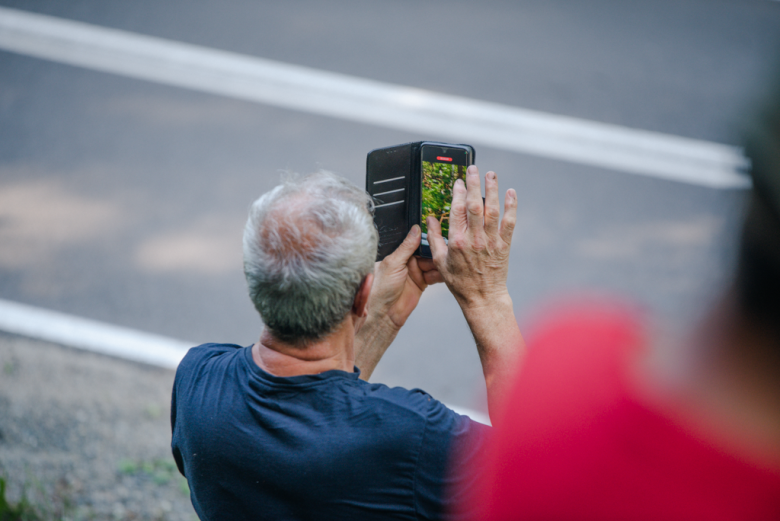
[413,398,491,520]
[170,343,242,478]
[171,346,202,477]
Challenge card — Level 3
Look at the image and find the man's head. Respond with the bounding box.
[243,171,379,345]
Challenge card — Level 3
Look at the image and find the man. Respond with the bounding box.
[171,165,524,519]
[470,80,780,519]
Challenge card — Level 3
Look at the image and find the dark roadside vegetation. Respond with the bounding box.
[0,333,196,521]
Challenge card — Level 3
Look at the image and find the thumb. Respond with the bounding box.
[386,225,421,266]
[426,216,447,266]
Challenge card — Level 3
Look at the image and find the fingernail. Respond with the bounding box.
[487,171,496,180]
[455,179,465,188]
[467,165,478,175]
[411,224,420,236]
[509,188,517,200]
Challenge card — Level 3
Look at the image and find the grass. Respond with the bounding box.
[0,458,190,521]
[0,476,34,521]
[0,475,72,521]
[117,458,189,496]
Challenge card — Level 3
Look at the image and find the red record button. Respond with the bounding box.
[436,156,453,162]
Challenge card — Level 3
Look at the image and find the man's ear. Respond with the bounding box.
[352,273,374,318]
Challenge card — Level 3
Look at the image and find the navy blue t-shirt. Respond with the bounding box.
[171,343,490,520]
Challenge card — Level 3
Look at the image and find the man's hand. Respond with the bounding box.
[369,225,442,329]
[355,225,441,380]
[427,165,525,422]
[426,166,515,308]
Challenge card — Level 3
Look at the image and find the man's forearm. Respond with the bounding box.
[354,313,401,381]
[460,292,525,423]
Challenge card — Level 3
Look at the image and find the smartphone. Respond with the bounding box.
[366,141,474,260]
[418,142,473,258]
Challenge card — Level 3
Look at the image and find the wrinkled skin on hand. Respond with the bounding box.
[365,225,443,330]
[354,225,442,381]
[426,165,517,309]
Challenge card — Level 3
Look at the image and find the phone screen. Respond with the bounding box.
[420,144,471,249]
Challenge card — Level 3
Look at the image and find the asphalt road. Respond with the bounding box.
[1,0,779,412]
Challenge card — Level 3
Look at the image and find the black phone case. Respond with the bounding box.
[366,141,475,261]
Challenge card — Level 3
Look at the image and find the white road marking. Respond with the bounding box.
[0,6,750,189]
[0,298,491,425]
[0,298,190,369]
[448,405,492,426]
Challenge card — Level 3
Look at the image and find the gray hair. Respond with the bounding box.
[243,171,379,345]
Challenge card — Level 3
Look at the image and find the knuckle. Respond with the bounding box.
[494,239,509,253]
[450,237,466,251]
[467,202,483,216]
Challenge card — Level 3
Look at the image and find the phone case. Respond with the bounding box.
[366,142,475,260]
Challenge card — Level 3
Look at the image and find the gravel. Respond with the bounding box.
[0,332,197,520]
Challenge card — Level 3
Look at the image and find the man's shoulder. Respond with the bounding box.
[175,342,245,379]
[183,341,244,358]
[362,379,430,401]
[360,382,467,428]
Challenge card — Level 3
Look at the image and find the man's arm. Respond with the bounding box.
[427,165,525,423]
[354,225,442,381]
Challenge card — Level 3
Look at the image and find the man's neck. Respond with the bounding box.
[252,319,356,377]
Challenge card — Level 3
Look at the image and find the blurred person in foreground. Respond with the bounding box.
[171,165,523,519]
[469,83,780,519]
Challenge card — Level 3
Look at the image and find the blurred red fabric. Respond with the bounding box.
[472,306,780,520]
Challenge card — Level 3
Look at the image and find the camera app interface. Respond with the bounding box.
[421,146,469,247]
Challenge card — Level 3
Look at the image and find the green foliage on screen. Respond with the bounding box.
[421,161,466,238]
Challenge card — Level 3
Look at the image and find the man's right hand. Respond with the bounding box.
[426,165,516,309]
[426,165,525,422]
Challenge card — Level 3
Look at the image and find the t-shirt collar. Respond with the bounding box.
[242,345,361,386]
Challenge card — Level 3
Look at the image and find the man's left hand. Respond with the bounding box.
[355,225,441,379]
[371,225,442,329]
